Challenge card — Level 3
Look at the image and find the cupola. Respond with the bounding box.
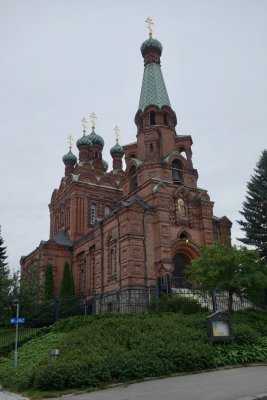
[110,126,124,171]
[76,117,92,162]
[63,135,77,176]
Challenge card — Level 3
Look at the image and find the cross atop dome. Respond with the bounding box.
[90,112,97,130]
[81,116,87,134]
[68,134,73,151]
[114,125,120,144]
[145,17,154,38]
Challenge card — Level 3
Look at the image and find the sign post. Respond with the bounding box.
[12,299,20,368]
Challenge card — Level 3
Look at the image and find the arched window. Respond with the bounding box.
[172,160,184,183]
[179,230,190,240]
[111,249,116,276]
[129,166,138,191]
[104,206,110,217]
[149,111,156,125]
[150,143,154,152]
[163,112,168,126]
[177,198,186,216]
[91,204,97,225]
[94,152,98,158]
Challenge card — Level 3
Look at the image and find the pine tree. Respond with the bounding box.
[44,263,54,301]
[238,149,267,262]
[0,226,11,316]
[60,261,75,299]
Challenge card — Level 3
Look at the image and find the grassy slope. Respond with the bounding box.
[0,311,266,392]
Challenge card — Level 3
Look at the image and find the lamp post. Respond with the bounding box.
[13,299,20,368]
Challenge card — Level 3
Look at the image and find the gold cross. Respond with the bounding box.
[145,17,154,38]
[90,112,97,129]
[81,116,87,134]
[114,125,120,144]
[68,134,73,151]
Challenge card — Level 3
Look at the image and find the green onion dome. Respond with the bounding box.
[88,129,104,149]
[141,37,162,56]
[102,159,109,171]
[110,143,124,157]
[76,134,92,149]
[62,150,77,164]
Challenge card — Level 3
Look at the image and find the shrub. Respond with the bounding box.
[233,323,261,345]
[155,293,204,314]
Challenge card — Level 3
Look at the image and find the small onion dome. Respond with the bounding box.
[102,159,109,171]
[140,37,162,57]
[62,150,77,164]
[110,143,124,158]
[88,129,104,149]
[76,134,92,149]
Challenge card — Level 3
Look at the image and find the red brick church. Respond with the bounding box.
[21,22,231,303]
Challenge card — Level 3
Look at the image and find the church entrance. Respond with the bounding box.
[172,253,191,288]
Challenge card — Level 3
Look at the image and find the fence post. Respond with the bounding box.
[83,300,87,316]
[146,281,151,310]
[92,290,96,315]
[155,285,159,312]
[54,297,59,321]
[211,289,217,313]
[116,289,120,313]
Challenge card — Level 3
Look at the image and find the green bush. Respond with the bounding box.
[0,312,267,392]
[213,337,267,366]
[153,294,205,314]
[233,323,261,345]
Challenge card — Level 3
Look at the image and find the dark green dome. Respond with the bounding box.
[88,129,104,149]
[62,150,77,164]
[110,143,124,157]
[102,159,109,171]
[76,134,92,149]
[141,37,162,56]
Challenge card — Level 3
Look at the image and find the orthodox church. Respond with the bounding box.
[21,20,231,303]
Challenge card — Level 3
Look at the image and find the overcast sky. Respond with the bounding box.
[0,0,266,273]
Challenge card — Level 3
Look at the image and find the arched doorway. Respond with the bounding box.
[172,253,191,288]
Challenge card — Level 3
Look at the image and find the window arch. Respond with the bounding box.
[149,110,156,125]
[172,160,184,183]
[179,230,190,240]
[129,166,138,191]
[90,204,97,225]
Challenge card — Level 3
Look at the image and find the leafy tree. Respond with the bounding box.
[187,242,267,311]
[44,263,54,301]
[238,149,267,262]
[60,261,75,299]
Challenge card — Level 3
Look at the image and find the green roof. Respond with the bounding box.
[140,38,162,56]
[138,63,171,111]
[62,150,77,163]
[110,143,124,157]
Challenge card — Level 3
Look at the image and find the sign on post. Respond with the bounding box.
[10,317,25,325]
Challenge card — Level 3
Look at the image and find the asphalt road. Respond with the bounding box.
[1,366,267,400]
[48,366,267,400]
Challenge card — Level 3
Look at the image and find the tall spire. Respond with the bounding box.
[138,18,171,112]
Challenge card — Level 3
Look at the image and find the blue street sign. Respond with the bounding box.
[10,317,25,325]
